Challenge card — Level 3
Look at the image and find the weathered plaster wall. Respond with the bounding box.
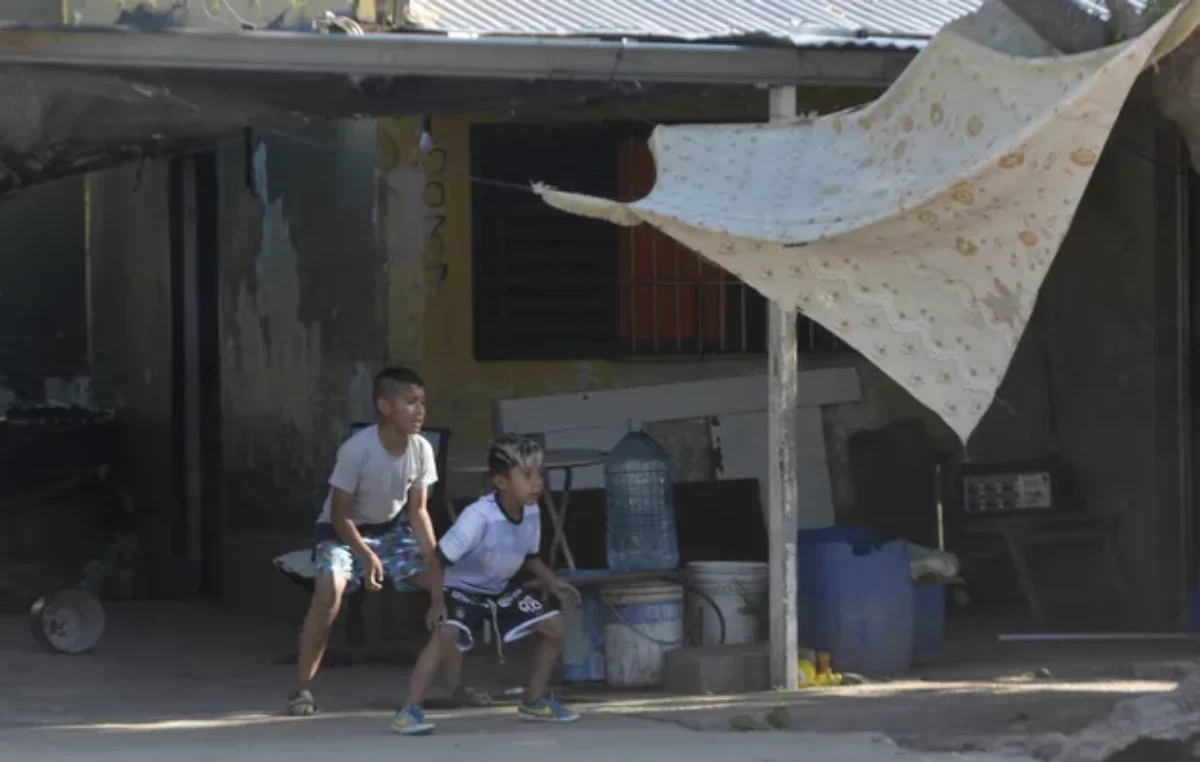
[0,176,87,408]
[88,159,178,590]
[217,122,385,616]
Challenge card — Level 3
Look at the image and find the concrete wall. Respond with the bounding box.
[0,176,87,408]
[217,121,387,616]
[88,160,179,591]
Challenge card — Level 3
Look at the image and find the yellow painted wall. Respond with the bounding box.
[379,87,875,494]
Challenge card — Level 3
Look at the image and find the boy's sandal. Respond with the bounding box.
[286,690,318,716]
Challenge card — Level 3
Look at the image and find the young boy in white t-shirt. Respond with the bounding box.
[392,435,582,735]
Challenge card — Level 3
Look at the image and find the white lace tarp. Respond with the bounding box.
[536,1,1200,443]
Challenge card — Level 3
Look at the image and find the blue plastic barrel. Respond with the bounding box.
[796,527,914,676]
[912,583,946,665]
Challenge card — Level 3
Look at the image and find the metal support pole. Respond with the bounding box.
[766,85,800,692]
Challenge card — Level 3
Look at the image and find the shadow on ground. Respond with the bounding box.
[0,602,1191,758]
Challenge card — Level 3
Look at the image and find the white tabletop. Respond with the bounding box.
[450,448,606,475]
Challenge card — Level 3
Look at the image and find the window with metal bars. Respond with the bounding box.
[470,122,841,361]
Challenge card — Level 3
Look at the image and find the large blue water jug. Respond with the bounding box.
[604,422,679,572]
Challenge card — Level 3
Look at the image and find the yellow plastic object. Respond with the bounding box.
[798,652,844,687]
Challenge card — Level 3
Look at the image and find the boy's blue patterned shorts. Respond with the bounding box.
[314,524,426,594]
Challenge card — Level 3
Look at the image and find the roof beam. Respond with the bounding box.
[0,25,916,87]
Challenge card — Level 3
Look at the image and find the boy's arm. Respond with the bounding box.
[407,435,440,561]
[331,487,374,560]
[522,556,558,586]
[406,484,438,562]
[328,442,374,561]
[522,507,579,605]
[523,556,581,606]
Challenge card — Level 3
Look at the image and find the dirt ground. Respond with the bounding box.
[0,602,1194,760]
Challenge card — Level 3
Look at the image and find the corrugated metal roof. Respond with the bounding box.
[405,0,984,44]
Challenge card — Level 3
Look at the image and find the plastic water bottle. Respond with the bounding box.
[604,420,679,572]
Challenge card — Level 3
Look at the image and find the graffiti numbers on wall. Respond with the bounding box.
[421,147,449,287]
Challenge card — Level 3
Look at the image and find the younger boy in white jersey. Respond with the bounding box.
[392,435,582,735]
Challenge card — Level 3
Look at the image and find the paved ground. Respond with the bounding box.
[0,602,1193,761]
[0,714,1026,762]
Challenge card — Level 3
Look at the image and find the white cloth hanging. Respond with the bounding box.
[537,1,1200,443]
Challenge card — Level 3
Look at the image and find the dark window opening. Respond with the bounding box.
[471,122,841,361]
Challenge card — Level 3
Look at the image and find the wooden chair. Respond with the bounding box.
[962,514,1132,622]
[947,458,1133,623]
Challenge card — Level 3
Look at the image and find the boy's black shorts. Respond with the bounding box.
[442,585,560,651]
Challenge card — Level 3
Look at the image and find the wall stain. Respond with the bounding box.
[225,145,323,470]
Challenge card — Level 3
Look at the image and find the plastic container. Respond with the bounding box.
[604,422,679,572]
[687,561,768,645]
[600,580,684,687]
[796,527,914,677]
[912,583,946,665]
[559,569,610,683]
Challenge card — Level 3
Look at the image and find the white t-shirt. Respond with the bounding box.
[314,425,438,533]
[439,493,540,595]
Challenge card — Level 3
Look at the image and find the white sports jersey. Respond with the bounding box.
[439,493,540,595]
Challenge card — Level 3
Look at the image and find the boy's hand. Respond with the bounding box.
[425,598,447,631]
[549,579,581,608]
[361,552,385,592]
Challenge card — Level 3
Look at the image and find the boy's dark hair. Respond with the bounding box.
[487,435,544,477]
[374,365,424,402]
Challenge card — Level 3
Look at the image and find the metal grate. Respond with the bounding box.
[471,122,842,360]
[617,138,766,354]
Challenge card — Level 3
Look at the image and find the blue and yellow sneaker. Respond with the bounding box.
[391,705,435,735]
[517,695,580,723]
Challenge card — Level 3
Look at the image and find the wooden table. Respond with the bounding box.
[450,448,607,572]
[963,514,1132,622]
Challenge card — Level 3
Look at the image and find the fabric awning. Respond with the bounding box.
[538,1,1200,443]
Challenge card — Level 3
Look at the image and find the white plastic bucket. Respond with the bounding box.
[687,561,768,646]
[600,581,684,688]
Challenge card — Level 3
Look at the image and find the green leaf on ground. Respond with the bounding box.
[765,706,792,730]
[730,714,760,732]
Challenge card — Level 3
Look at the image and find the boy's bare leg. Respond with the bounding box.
[439,635,463,693]
[524,616,565,702]
[407,570,469,695]
[290,573,346,714]
[408,627,458,707]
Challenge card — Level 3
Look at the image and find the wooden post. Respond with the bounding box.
[767,86,800,691]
